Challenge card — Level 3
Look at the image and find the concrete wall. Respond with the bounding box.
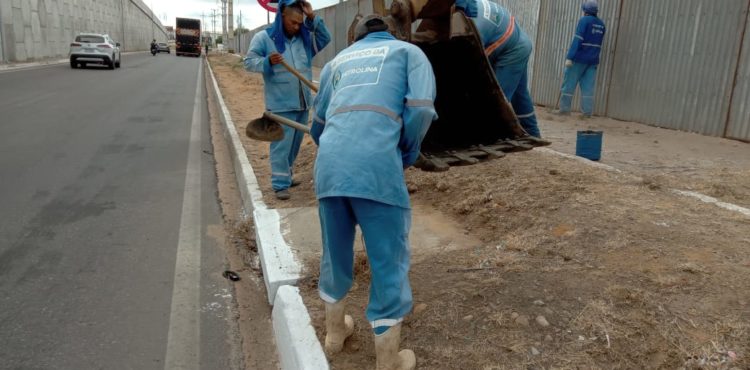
[0,0,168,63]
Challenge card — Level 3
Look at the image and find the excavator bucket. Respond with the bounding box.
[351,0,550,171]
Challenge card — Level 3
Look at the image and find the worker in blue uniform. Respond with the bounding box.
[244,0,330,200]
[557,0,606,118]
[456,0,540,138]
[310,15,437,370]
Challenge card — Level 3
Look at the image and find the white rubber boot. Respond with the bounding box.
[374,324,416,370]
[324,300,354,355]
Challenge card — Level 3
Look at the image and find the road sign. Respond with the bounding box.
[258,0,278,13]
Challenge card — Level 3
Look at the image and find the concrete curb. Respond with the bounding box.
[273,286,330,370]
[204,58,328,370]
[0,51,154,72]
[204,58,303,304]
[0,59,68,71]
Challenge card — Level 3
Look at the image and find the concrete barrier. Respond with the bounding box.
[0,0,168,63]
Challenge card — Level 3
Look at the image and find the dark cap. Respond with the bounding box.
[353,15,390,42]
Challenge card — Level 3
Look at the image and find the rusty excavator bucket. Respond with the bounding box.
[349,0,550,171]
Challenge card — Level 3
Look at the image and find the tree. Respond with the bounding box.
[216,36,223,45]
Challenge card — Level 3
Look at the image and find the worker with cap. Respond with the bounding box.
[557,0,606,118]
[455,0,541,138]
[244,0,330,200]
[310,14,437,370]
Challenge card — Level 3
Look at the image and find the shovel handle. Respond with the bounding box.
[279,59,319,93]
[264,111,311,134]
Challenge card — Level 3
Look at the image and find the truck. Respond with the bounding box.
[175,17,201,57]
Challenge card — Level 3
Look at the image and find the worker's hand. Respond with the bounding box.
[301,0,314,19]
[565,59,573,68]
[269,52,284,65]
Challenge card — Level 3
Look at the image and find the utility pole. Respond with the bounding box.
[220,0,227,45]
[0,3,5,62]
[228,0,234,48]
[118,0,126,49]
[202,12,206,46]
[150,1,156,41]
[237,10,242,53]
[210,9,218,45]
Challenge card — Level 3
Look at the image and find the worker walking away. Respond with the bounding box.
[311,15,437,370]
[557,0,606,118]
[244,0,330,200]
[456,0,541,138]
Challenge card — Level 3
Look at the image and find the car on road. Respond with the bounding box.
[69,33,121,69]
[156,42,170,54]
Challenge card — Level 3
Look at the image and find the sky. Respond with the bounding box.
[149,0,339,32]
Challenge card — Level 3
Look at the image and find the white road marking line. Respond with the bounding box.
[164,61,203,370]
[673,190,750,217]
[537,148,750,218]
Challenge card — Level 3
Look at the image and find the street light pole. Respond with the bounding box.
[120,0,126,48]
[150,1,155,41]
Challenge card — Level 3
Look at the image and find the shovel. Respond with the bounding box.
[245,111,311,141]
[245,59,318,141]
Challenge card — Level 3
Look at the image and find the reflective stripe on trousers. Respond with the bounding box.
[491,59,540,138]
[317,197,413,333]
[559,62,598,115]
[270,110,309,190]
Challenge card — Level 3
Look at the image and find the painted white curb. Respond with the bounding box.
[254,208,305,303]
[204,58,303,305]
[205,58,267,212]
[273,286,330,370]
[204,57,324,369]
[536,147,622,173]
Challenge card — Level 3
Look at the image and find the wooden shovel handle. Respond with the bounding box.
[264,111,311,134]
[279,59,319,93]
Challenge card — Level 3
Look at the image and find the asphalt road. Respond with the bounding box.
[0,53,242,369]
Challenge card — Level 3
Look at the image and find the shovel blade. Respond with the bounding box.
[246,117,285,142]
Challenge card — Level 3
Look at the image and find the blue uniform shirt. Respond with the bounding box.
[467,0,531,67]
[567,15,606,65]
[311,32,438,209]
[244,16,331,112]
[472,0,512,48]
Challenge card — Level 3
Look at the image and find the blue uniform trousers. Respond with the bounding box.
[492,60,541,138]
[560,62,598,116]
[270,110,308,191]
[317,196,413,333]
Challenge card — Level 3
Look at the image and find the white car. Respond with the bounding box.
[69,33,121,69]
[156,42,170,53]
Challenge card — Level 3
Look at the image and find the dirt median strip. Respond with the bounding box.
[208,52,750,369]
[205,56,328,370]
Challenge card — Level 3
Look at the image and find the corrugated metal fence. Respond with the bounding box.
[240,0,750,141]
[724,1,750,140]
[532,0,621,116]
[606,0,748,137]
